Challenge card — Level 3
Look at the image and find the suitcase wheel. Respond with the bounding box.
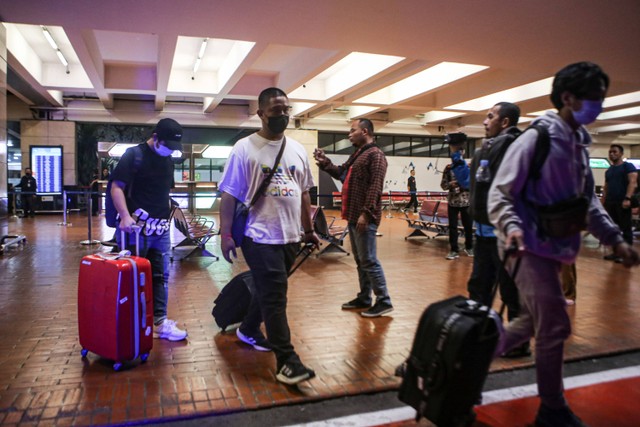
[113,362,123,371]
[140,353,149,363]
[80,349,88,358]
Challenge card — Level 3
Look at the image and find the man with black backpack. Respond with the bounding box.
[467,102,530,358]
[110,118,188,342]
[489,62,639,427]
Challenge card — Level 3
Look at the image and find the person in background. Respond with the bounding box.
[17,167,37,218]
[602,144,637,262]
[467,101,530,358]
[315,118,394,318]
[218,87,319,385]
[7,183,15,216]
[561,263,577,305]
[440,133,473,260]
[489,62,640,427]
[110,118,188,342]
[90,169,100,216]
[404,169,419,213]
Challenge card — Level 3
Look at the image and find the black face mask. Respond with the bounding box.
[267,115,289,134]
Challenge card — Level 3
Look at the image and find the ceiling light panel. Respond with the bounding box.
[597,106,640,120]
[355,62,488,105]
[169,37,255,94]
[603,91,640,108]
[202,146,233,159]
[445,77,554,111]
[289,52,404,101]
[591,123,640,133]
[422,110,466,123]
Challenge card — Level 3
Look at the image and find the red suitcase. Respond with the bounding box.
[78,228,153,370]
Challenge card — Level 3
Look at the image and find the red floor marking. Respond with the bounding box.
[476,376,640,427]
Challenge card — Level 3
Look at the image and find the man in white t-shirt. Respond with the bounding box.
[218,87,320,385]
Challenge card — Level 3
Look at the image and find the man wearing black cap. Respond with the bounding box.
[110,118,187,341]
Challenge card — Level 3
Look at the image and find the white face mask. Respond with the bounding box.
[154,141,174,157]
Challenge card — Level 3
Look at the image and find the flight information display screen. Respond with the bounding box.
[30,146,63,194]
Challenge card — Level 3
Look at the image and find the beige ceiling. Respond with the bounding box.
[1,0,640,141]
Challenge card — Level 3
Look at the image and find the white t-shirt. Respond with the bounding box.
[219,133,315,244]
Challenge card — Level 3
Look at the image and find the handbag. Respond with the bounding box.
[231,138,287,247]
[536,195,589,238]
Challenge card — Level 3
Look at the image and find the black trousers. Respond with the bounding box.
[405,192,419,212]
[241,238,301,368]
[447,205,473,252]
[604,201,633,245]
[467,235,520,321]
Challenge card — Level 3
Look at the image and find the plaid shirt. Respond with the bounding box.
[321,143,387,225]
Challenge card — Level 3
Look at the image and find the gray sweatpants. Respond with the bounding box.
[496,251,572,409]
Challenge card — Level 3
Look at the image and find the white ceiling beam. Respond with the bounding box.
[155,33,178,111]
[64,28,114,109]
[203,42,267,114]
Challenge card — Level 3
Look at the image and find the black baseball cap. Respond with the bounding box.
[153,118,183,151]
[444,132,467,147]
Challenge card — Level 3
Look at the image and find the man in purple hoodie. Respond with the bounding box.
[489,62,639,427]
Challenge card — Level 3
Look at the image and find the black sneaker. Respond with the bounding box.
[341,298,371,310]
[603,253,617,261]
[361,302,394,318]
[501,341,532,358]
[535,404,587,427]
[236,328,272,352]
[276,361,316,385]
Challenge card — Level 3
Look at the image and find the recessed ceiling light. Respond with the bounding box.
[289,52,404,101]
[355,62,488,105]
[445,77,554,111]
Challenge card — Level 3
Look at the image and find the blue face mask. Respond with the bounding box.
[154,141,174,157]
[572,99,603,125]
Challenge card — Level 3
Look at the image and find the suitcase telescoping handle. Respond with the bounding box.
[120,225,142,256]
[478,243,521,339]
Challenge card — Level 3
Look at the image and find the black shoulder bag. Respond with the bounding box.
[231,138,287,247]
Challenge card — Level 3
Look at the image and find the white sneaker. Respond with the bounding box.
[155,319,188,341]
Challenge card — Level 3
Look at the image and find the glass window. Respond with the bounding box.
[194,158,212,182]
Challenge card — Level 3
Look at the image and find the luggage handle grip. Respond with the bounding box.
[120,224,142,256]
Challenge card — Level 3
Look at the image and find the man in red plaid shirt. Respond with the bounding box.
[314,119,393,318]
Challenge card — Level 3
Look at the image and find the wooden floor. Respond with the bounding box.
[0,210,638,426]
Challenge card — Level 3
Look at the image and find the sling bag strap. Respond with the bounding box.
[248,137,287,207]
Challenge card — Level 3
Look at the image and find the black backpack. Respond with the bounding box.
[471,124,550,225]
[105,145,144,228]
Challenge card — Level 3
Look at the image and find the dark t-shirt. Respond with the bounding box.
[605,162,636,203]
[110,143,175,232]
[407,175,416,192]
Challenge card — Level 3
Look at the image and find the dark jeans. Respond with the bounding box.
[405,193,419,212]
[241,238,300,368]
[447,205,473,252]
[604,201,633,245]
[116,228,170,324]
[348,222,391,306]
[467,235,520,321]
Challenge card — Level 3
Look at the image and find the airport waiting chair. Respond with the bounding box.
[311,205,350,256]
[171,206,219,261]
